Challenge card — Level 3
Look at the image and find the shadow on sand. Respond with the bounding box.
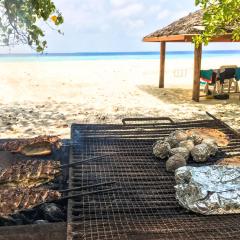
[137,84,240,105]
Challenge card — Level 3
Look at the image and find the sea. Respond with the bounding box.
[0,50,239,62]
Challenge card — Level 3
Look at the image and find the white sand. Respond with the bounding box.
[0,57,240,138]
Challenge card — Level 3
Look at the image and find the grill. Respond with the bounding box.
[67,113,240,240]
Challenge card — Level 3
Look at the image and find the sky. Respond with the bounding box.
[2,0,240,53]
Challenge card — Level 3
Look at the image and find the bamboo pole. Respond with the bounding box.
[192,43,202,102]
[159,42,166,88]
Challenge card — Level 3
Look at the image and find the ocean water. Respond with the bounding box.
[0,50,239,62]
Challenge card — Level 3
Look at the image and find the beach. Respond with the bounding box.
[0,56,240,139]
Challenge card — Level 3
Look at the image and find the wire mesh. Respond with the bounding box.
[68,119,240,240]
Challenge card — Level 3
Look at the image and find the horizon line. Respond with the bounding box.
[0,49,240,56]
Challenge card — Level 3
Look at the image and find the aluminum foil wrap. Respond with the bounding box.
[175,165,240,215]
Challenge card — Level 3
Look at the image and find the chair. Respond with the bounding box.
[200,69,219,95]
[219,65,238,93]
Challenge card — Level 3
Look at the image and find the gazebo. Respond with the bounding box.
[143,10,239,102]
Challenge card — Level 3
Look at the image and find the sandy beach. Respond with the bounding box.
[0,57,240,139]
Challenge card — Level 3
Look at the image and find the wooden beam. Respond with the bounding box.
[185,34,240,42]
[192,43,202,102]
[143,35,186,42]
[210,34,240,42]
[159,42,166,88]
[144,34,240,43]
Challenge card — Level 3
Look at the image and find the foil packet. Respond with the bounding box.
[175,165,240,215]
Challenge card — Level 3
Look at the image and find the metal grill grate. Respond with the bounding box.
[67,114,240,240]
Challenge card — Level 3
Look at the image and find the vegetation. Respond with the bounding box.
[0,0,63,52]
[195,0,240,45]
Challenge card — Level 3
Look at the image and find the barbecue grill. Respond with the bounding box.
[0,142,70,240]
[67,112,240,240]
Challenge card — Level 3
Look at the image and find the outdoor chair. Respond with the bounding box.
[200,69,219,95]
[219,65,238,93]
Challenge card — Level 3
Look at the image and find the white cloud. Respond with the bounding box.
[111,3,144,18]
[148,5,162,15]
[55,0,109,32]
[55,0,147,34]
[110,0,130,8]
[157,10,170,20]
[126,19,145,30]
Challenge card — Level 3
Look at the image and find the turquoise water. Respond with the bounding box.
[0,50,239,62]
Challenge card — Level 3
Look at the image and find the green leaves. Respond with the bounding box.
[0,0,63,52]
[195,0,240,45]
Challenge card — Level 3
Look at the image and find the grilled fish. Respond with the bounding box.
[0,160,60,188]
[0,136,61,156]
[0,187,61,217]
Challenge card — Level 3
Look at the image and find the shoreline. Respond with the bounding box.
[0,50,240,62]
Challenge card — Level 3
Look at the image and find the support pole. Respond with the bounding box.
[159,42,166,88]
[192,43,202,102]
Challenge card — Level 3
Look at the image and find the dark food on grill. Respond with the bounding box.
[0,136,61,156]
[164,130,188,148]
[166,154,186,173]
[170,147,189,160]
[187,133,203,145]
[202,138,218,156]
[191,143,212,163]
[153,129,223,172]
[179,140,195,151]
[0,187,61,217]
[171,130,188,142]
[152,141,171,159]
[0,160,60,188]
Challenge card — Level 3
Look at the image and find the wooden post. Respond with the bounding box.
[192,43,202,102]
[159,42,166,88]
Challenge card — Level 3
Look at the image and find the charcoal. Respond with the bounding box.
[166,154,187,173]
[170,147,189,160]
[153,141,171,159]
[0,216,16,226]
[191,143,211,162]
[39,203,65,222]
[3,211,37,225]
[34,220,49,224]
[20,208,39,223]
[179,140,195,151]
[11,213,33,225]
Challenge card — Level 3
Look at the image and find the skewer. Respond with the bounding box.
[59,181,116,193]
[59,154,113,169]
[16,186,120,214]
[57,187,120,201]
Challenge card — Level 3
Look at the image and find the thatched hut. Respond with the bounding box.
[143,10,238,102]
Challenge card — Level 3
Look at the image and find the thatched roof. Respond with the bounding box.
[144,10,204,40]
[144,9,238,43]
